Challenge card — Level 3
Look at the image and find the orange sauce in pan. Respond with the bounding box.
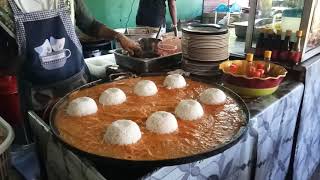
[55,76,246,160]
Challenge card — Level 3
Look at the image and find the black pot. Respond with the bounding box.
[49,75,250,179]
[81,39,112,58]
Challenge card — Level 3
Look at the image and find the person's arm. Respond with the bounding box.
[74,0,141,55]
[168,0,177,27]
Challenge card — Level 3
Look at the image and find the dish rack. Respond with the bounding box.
[0,117,14,180]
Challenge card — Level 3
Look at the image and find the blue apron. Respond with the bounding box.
[8,0,89,113]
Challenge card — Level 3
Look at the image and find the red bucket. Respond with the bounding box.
[0,76,22,127]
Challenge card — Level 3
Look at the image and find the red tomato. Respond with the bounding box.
[256,68,265,75]
[248,66,256,77]
[256,63,265,70]
[253,71,262,77]
[229,64,238,74]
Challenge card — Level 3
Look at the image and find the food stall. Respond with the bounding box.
[1,0,320,179]
[28,79,304,180]
[27,27,305,180]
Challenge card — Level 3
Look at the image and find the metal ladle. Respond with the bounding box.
[155,26,162,40]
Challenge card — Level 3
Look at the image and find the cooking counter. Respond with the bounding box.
[27,75,304,179]
[146,79,304,180]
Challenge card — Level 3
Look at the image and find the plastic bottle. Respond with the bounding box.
[245,53,254,76]
[264,50,272,73]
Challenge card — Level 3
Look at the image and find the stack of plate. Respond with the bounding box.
[181,24,229,76]
[182,58,222,76]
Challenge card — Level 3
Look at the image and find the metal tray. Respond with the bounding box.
[49,75,249,179]
[113,49,182,73]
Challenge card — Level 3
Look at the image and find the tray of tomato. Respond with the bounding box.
[219,60,287,97]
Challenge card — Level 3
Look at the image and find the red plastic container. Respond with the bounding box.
[0,76,22,127]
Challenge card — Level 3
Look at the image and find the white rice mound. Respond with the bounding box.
[163,74,187,89]
[104,120,142,145]
[133,80,158,96]
[146,111,178,134]
[66,97,98,117]
[175,99,204,121]
[199,88,227,105]
[99,88,127,106]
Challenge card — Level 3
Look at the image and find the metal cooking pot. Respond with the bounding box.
[233,18,273,38]
[49,75,250,179]
[113,49,182,73]
[136,38,162,58]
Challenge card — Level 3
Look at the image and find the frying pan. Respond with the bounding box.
[49,74,250,179]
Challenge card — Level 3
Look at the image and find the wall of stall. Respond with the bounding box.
[84,0,203,29]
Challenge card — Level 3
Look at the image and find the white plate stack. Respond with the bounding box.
[181,24,229,76]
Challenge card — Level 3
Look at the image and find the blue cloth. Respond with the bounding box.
[215,4,230,13]
[230,3,241,13]
[10,144,41,180]
[294,54,320,180]
[215,3,241,13]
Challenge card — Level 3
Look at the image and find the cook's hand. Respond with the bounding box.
[172,25,178,37]
[116,33,142,56]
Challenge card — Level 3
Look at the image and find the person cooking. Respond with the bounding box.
[0,0,142,117]
[136,0,178,35]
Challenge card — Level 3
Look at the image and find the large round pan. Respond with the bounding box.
[49,75,250,178]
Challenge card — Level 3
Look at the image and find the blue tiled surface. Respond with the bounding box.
[294,54,320,180]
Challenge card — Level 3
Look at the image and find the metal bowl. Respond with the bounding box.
[136,38,161,58]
